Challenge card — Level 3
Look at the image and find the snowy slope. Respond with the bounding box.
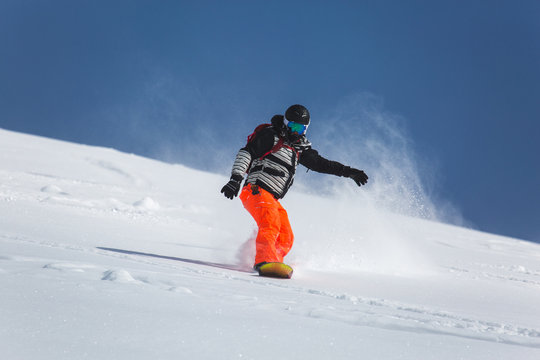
[1,128,539,360]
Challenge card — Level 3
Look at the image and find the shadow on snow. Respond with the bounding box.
[96,247,256,273]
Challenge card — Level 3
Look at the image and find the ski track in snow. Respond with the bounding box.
[2,233,539,350]
[97,252,540,350]
[448,264,540,287]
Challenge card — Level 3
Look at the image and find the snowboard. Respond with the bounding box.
[256,262,293,279]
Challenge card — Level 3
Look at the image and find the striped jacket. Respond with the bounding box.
[231,120,351,199]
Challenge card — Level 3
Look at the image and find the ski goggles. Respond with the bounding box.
[284,119,308,135]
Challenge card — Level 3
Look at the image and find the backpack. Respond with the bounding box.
[246,123,295,160]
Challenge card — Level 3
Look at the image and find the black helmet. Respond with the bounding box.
[285,104,310,125]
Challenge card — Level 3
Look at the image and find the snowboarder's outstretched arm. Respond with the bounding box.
[299,148,368,186]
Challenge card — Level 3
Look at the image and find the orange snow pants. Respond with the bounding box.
[240,185,294,265]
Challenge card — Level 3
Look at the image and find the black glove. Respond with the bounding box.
[221,175,243,199]
[343,166,368,186]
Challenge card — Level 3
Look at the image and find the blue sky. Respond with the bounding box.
[1,0,539,242]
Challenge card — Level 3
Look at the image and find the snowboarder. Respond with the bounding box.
[221,104,368,277]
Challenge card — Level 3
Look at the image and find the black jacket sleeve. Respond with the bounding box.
[299,148,348,176]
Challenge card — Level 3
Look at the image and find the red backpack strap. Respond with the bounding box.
[260,137,284,160]
[260,138,301,161]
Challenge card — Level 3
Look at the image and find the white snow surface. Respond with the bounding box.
[1,128,540,359]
